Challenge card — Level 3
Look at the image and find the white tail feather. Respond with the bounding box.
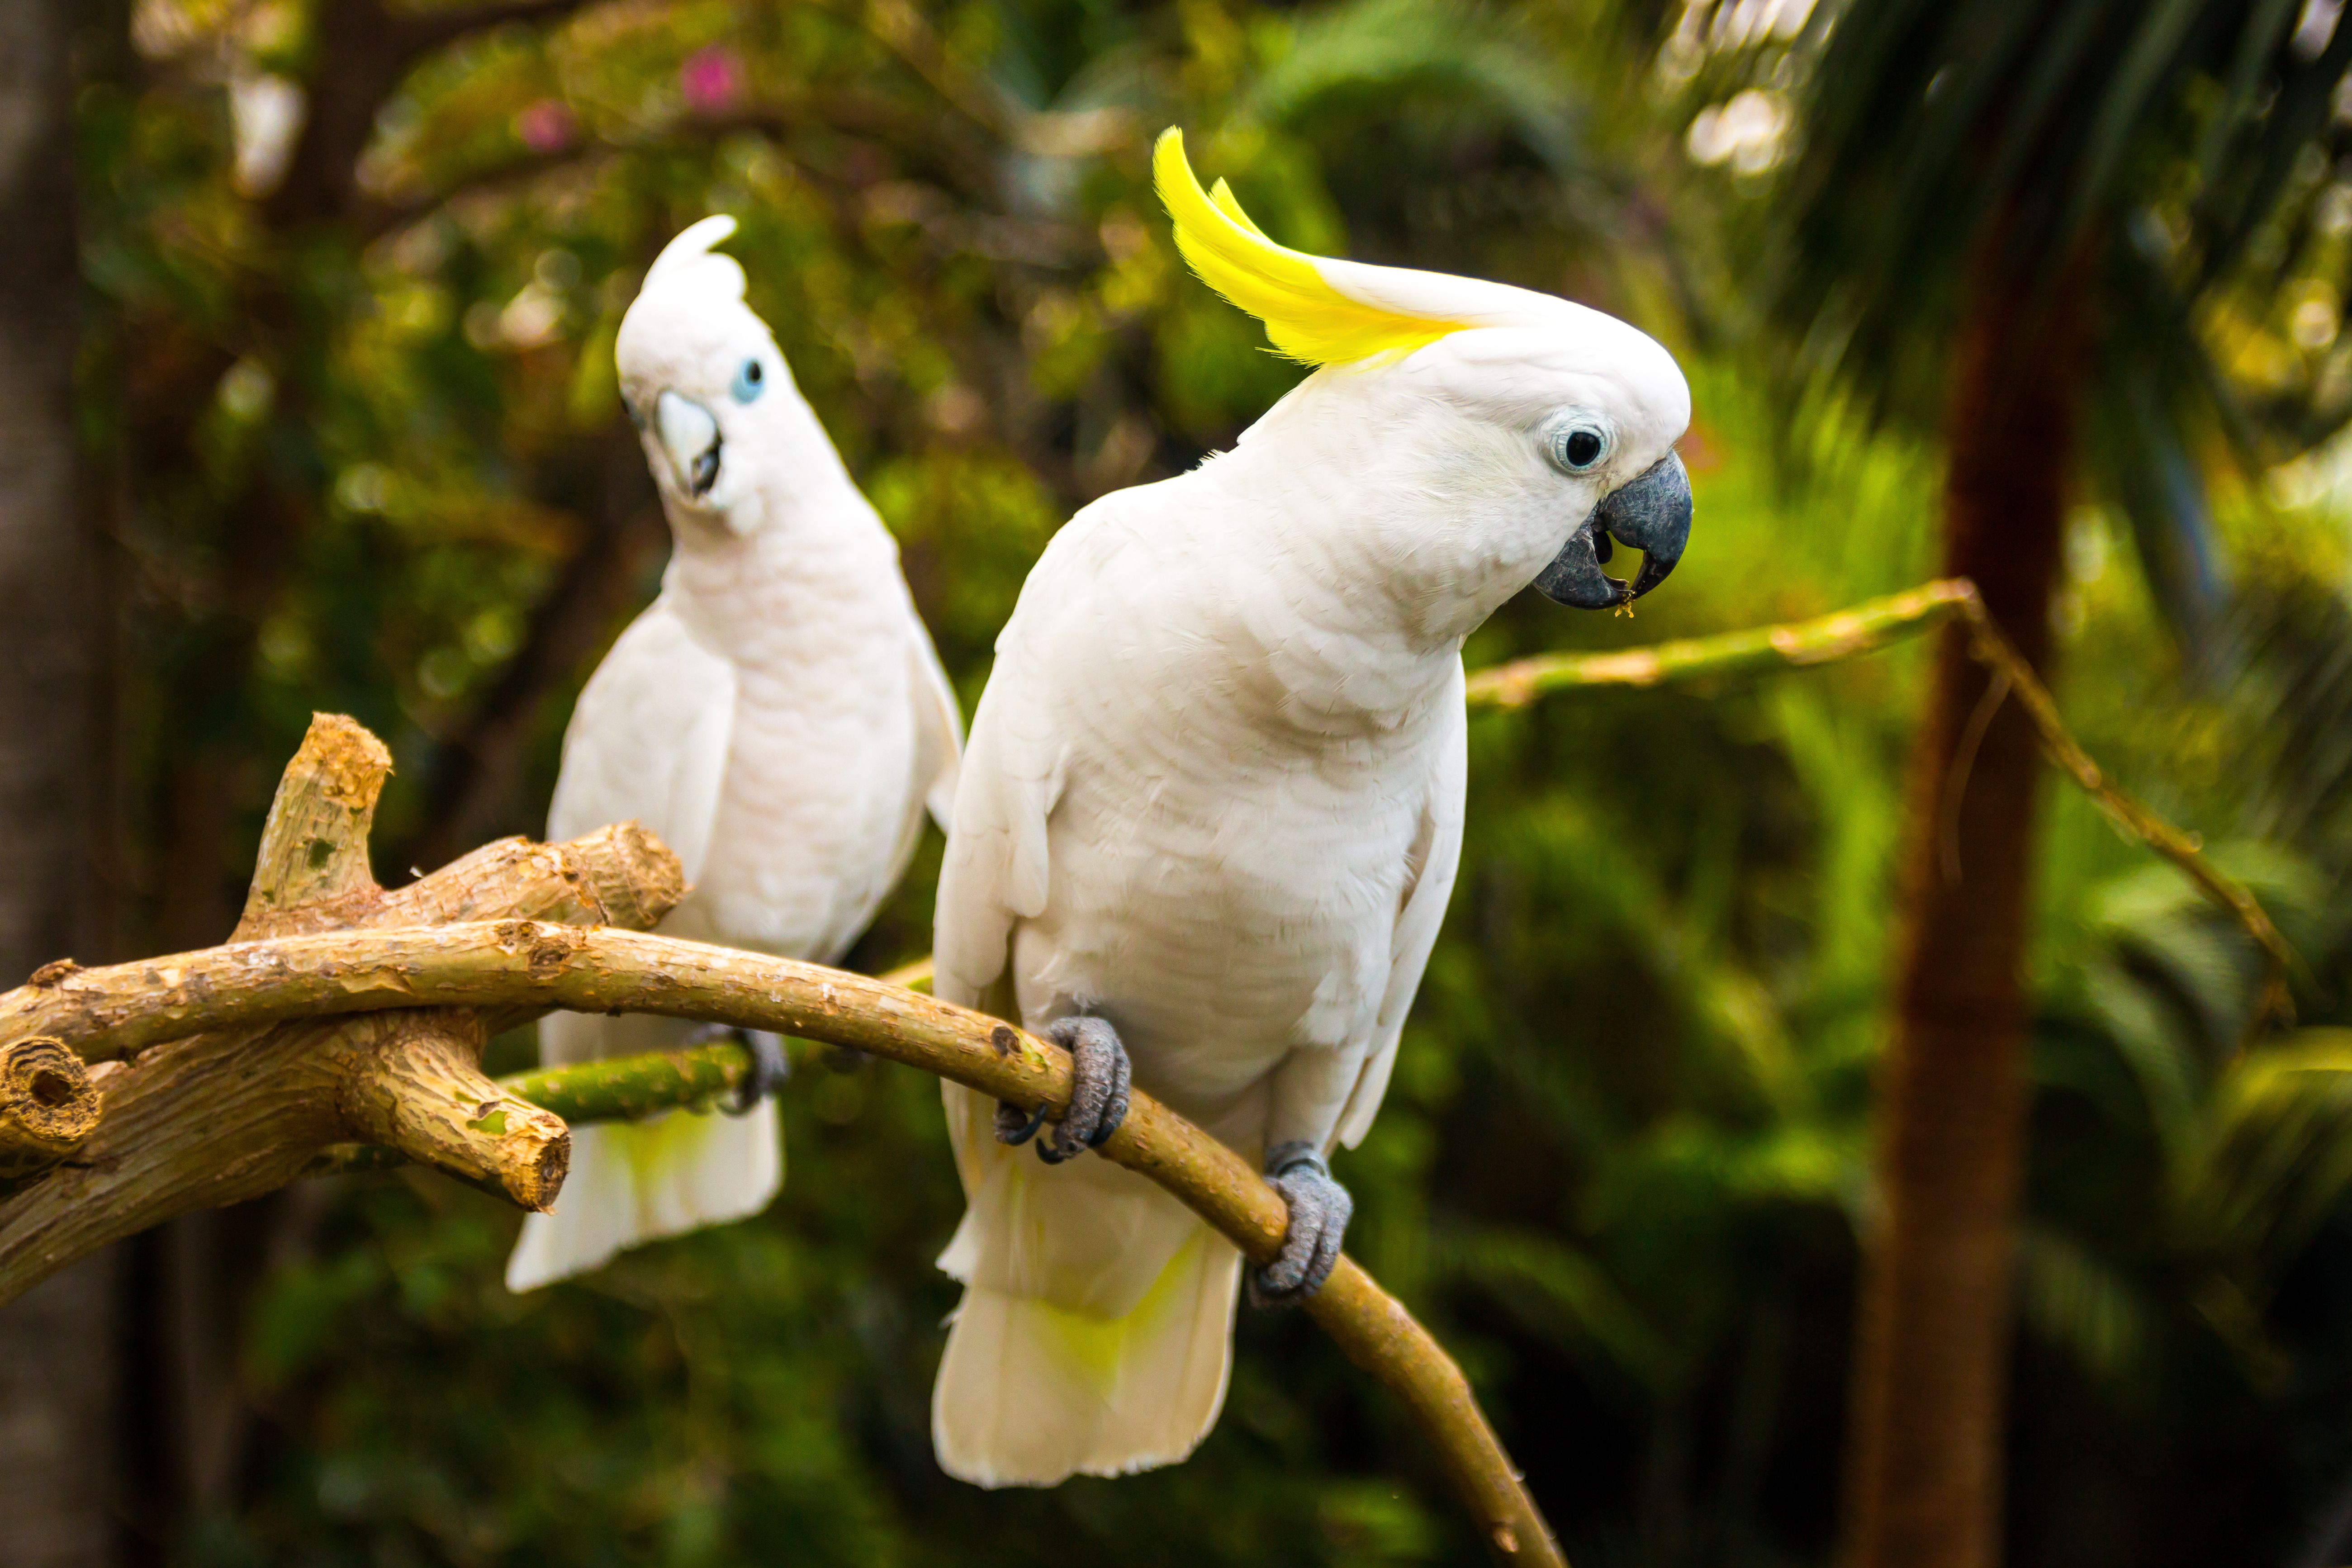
[505,1101,781,1292]
[932,1226,1241,1487]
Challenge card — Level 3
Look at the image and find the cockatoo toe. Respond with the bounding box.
[995,1015,1131,1162]
[1249,1142,1353,1307]
[725,1030,792,1113]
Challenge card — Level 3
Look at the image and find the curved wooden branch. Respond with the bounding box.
[0,921,1564,1567]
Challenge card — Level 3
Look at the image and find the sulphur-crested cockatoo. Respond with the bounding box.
[506,216,962,1293]
[928,131,1692,1485]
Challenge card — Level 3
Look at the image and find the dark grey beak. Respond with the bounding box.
[1532,450,1693,610]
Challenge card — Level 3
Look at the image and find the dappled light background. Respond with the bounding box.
[67,0,2352,1563]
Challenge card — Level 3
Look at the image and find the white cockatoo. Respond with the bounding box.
[506,216,963,1293]
[927,131,1693,1486]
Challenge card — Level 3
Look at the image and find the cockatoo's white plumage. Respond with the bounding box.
[507,216,962,1292]
[928,132,1691,1484]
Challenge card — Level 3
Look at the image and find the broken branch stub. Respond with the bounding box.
[334,1011,570,1211]
[236,712,393,937]
[0,921,1569,1568]
[239,716,574,1208]
[0,713,684,1277]
[0,1037,100,1185]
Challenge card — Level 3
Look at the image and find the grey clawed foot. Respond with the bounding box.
[1248,1142,1353,1308]
[719,1029,791,1114]
[993,1015,1131,1164]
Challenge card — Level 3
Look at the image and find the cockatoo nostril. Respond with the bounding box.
[655,389,723,500]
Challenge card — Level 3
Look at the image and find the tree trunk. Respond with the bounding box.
[0,1,120,1564]
[1838,245,2089,1568]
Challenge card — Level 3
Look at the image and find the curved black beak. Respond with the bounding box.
[1532,450,1693,610]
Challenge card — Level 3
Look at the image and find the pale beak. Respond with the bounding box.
[655,390,722,500]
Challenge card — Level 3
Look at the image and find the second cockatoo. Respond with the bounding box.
[928,131,1693,1486]
[506,216,963,1293]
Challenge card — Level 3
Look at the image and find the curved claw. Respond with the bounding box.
[1533,450,1693,609]
[1248,1142,1354,1308]
[995,1098,1050,1146]
[1037,1016,1130,1164]
[996,1016,1131,1162]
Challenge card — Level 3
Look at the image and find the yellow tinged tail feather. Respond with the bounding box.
[933,1226,1243,1487]
[506,1102,782,1292]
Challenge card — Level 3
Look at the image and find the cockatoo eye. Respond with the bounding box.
[730,357,766,404]
[1552,423,1608,473]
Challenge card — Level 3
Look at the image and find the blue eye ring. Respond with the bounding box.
[1552,422,1608,472]
[730,357,767,404]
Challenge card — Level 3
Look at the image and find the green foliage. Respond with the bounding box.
[1735,0,2352,637]
[79,0,2352,1563]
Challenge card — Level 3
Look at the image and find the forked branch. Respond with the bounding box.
[0,715,1561,1568]
[0,715,683,1272]
[0,919,1562,1566]
[1,581,2267,1568]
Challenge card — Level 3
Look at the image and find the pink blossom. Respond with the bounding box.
[514,99,577,154]
[680,46,744,115]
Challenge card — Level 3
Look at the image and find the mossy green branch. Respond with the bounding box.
[1468,576,2294,1039]
[1463,578,1977,706]
[500,1040,749,1121]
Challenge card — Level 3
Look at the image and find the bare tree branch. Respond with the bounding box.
[0,711,1565,1568]
[0,915,1565,1566]
[0,714,683,1279]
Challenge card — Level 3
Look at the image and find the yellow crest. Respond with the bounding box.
[1153,129,1470,366]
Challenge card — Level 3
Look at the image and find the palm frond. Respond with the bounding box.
[1243,0,1583,174]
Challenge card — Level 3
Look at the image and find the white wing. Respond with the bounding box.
[930,500,1135,1009]
[928,487,1257,1487]
[1333,667,1467,1149]
[548,595,735,888]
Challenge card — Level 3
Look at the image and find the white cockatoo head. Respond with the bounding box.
[615,216,840,535]
[1157,130,1693,616]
